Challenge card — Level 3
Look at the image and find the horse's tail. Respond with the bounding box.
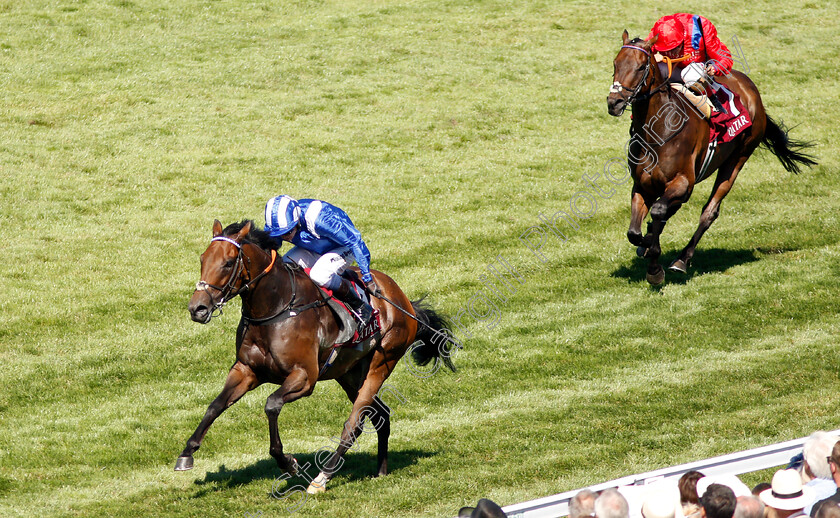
[762,115,818,174]
[409,296,458,372]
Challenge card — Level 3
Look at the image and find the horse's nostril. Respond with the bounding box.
[190,304,210,323]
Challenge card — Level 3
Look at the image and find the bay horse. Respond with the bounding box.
[176,219,456,494]
[607,31,816,284]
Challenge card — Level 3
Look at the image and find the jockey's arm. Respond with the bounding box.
[317,209,374,283]
[700,18,733,75]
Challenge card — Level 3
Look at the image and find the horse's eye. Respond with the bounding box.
[637,64,646,71]
[223,259,236,269]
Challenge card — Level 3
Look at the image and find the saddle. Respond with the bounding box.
[301,269,381,347]
[670,83,753,183]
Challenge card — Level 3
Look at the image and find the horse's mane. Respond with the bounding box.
[223,220,280,251]
[628,37,645,45]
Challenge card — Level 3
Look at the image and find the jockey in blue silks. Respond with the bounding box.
[264,195,378,325]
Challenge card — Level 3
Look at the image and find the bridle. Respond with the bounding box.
[194,236,277,320]
[609,44,672,115]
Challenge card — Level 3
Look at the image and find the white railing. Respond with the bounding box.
[495,429,840,518]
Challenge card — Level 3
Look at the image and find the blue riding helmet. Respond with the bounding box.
[264,195,301,236]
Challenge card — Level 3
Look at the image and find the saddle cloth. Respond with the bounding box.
[709,87,751,143]
[671,83,752,143]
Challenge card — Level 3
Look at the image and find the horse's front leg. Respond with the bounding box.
[265,366,315,474]
[643,176,692,284]
[628,185,652,255]
[175,361,259,470]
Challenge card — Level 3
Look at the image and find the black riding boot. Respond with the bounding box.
[704,83,728,115]
[333,279,373,326]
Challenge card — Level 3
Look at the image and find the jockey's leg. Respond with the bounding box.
[333,279,373,326]
[282,246,320,269]
[310,248,373,326]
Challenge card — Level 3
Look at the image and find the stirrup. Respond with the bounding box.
[710,95,728,115]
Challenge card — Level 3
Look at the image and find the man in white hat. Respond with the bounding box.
[642,491,680,518]
[760,469,816,518]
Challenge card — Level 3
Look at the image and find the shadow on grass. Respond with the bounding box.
[611,247,763,285]
[193,448,436,492]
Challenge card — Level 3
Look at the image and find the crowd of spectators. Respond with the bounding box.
[458,430,840,518]
[556,431,840,518]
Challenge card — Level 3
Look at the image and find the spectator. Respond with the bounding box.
[735,496,765,518]
[811,442,840,517]
[702,483,738,518]
[760,469,815,518]
[815,504,840,518]
[753,483,772,497]
[680,471,706,516]
[458,498,506,518]
[570,489,599,518]
[642,491,680,518]
[697,475,752,499]
[597,489,631,518]
[802,433,840,515]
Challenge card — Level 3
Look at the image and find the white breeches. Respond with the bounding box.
[283,246,354,290]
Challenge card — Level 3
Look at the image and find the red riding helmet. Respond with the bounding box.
[651,15,685,52]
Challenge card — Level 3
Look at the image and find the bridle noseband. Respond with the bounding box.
[194,236,277,320]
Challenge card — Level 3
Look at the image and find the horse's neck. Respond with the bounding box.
[240,253,298,319]
[630,77,669,139]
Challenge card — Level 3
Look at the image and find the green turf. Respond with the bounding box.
[1,1,838,517]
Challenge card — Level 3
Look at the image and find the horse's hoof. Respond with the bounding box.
[669,259,688,274]
[636,246,648,258]
[174,456,194,471]
[646,268,665,285]
[282,455,299,476]
[306,472,329,494]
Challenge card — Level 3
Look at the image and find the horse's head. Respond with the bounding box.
[188,219,253,324]
[608,30,657,117]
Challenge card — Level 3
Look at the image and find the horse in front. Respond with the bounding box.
[176,219,456,494]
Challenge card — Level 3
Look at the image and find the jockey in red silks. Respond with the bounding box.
[648,13,734,113]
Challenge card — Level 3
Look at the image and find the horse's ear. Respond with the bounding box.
[232,221,252,242]
[645,35,658,50]
[212,219,223,237]
[622,29,629,45]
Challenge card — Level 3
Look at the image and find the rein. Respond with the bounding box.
[240,262,329,326]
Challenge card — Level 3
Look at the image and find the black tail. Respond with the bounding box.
[409,297,459,372]
[762,115,818,174]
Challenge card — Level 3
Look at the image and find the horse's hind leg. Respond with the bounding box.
[175,361,259,470]
[332,369,391,477]
[307,363,396,494]
[671,154,750,273]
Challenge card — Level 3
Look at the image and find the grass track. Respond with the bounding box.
[1,1,838,517]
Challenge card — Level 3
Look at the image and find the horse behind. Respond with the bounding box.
[607,31,816,284]
[176,219,456,494]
